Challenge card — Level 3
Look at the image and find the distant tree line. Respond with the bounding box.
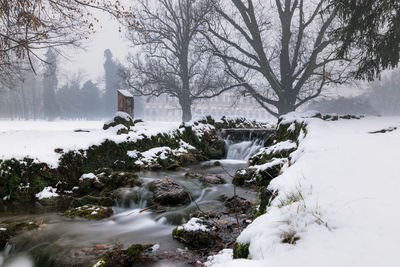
[1,0,400,121]
[0,48,123,120]
[308,69,400,116]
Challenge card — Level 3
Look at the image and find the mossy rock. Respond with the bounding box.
[70,196,114,208]
[172,226,215,249]
[233,242,250,259]
[0,221,39,249]
[0,158,59,203]
[249,142,297,166]
[148,179,190,206]
[38,196,61,206]
[233,168,256,187]
[126,244,153,258]
[207,138,225,159]
[64,205,113,220]
[93,243,154,267]
[252,164,283,187]
[77,171,141,197]
[103,113,134,130]
[253,187,278,219]
[116,126,130,135]
[275,121,305,142]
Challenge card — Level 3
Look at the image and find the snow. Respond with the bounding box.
[177,217,208,232]
[151,244,160,252]
[205,249,233,267]
[118,89,133,98]
[127,150,139,158]
[79,173,99,182]
[134,146,171,165]
[115,111,132,120]
[93,260,105,267]
[250,158,287,173]
[35,186,59,200]
[133,141,196,166]
[0,120,179,167]
[256,140,297,157]
[210,116,400,267]
[183,121,215,137]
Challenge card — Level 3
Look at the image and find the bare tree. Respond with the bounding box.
[124,0,239,122]
[206,0,353,117]
[0,0,136,90]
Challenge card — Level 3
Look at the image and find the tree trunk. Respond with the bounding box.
[277,99,296,116]
[180,96,192,122]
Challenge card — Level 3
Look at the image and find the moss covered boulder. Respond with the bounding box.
[185,172,226,184]
[250,158,286,186]
[0,158,60,203]
[77,171,142,197]
[148,179,190,206]
[103,112,135,131]
[233,168,256,187]
[249,140,297,166]
[64,205,113,220]
[91,243,155,267]
[275,120,306,142]
[70,196,114,208]
[207,138,226,159]
[0,221,40,249]
[172,217,216,249]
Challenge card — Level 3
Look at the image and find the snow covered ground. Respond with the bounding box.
[0,120,179,167]
[209,116,400,267]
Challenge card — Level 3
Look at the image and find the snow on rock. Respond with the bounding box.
[249,158,287,173]
[182,121,215,137]
[177,217,209,232]
[210,116,400,267]
[132,141,196,167]
[134,146,172,166]
[115,111,132,120]
[35,186,59,200]
[265,140,297,154]
[79,173,99,182]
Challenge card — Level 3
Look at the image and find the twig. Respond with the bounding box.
[215,161,242,231]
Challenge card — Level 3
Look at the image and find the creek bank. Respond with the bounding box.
[0,115,228,208]
[0,115,269,266]
[221,112,365,262]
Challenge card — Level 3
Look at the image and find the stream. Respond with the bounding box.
[0,140,262,267]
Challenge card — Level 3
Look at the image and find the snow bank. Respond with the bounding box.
[0,120,179,167]
[211,116,400,267]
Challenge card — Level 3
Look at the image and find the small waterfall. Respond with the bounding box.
[225,139,264,160]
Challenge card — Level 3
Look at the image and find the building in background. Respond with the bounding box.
[139,92,270,121]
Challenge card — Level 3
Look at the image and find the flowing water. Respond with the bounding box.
[225,140,264,160]
[0,158,262,267]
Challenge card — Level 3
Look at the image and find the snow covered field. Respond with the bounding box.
[209,116,400,267]
[0,120,179,166]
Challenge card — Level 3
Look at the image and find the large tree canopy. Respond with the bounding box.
[124,0,236,122]
[333,0,400,80]
[207,0,353,117]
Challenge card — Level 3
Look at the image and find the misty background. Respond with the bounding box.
[0,1,399,121]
